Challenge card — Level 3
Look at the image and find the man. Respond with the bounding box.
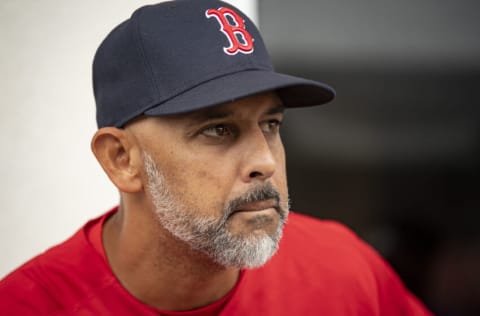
[0,0,432,315]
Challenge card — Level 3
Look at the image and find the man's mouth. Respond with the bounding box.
[225,183,282,219]
[233,199,279,213]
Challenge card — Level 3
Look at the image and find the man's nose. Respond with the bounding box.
[239,130,276,183]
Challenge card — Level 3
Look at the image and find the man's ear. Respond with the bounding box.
[91,127,143,193]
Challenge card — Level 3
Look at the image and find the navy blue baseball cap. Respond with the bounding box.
[93,0,335,128]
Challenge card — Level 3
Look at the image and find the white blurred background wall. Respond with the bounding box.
[0,0,258,278]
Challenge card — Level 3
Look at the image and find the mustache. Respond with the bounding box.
[225,183,282,217]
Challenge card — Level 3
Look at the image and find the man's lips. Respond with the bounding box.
[234,199,278,213]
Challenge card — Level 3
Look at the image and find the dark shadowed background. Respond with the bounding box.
[259,1,480,315]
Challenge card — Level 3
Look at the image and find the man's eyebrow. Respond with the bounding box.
[189,108,234,122]
[265,105,285,115]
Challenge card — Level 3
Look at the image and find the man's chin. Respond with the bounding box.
[207,221,285,269]
[226,208,282,236]
[217,236,280,269]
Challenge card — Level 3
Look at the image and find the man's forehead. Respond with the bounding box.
[183,92,284,122]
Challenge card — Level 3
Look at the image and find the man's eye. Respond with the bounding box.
[260,119,282,133]
[201,124,233,137]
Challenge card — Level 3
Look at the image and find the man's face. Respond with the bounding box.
[130,92,289,268]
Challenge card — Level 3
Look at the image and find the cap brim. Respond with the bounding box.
[144,70,335,116]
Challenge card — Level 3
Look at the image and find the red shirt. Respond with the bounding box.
[0,208,432,315]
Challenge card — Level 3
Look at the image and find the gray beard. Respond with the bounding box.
[143,152,289,269]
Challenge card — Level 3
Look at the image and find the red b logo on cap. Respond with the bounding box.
[206,7,254,55]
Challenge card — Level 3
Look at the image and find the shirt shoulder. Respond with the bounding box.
[0,215,112,315]
[287,212,432,315]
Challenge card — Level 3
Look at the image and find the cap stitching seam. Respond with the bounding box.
[132,10,159,102]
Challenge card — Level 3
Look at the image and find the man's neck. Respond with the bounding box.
[102,203,239,311]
